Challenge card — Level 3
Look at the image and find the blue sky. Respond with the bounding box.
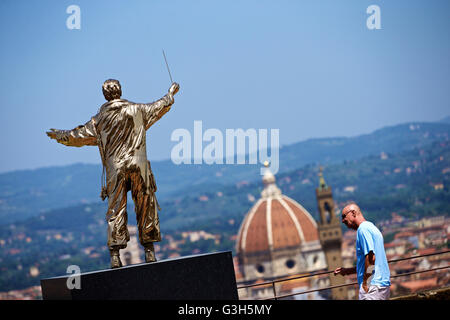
[0,0,449,173]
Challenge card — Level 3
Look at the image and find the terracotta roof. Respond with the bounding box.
[385,240,413,249]
[271,199,302,249]
[398,277,438,293]
[392,260,417,273]
[395,231,415,239]
[417,248,437,256]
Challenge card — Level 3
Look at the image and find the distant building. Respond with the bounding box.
[432,183,444,191]
[316,167,347,300]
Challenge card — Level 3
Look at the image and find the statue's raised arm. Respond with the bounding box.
[137,82,180,130]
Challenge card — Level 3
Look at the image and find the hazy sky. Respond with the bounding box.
[0,0,449,173]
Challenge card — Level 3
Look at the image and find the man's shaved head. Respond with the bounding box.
[343,203,362,215]
[341,202,365,230]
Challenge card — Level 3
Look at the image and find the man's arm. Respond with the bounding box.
[362,251,376,291]
[46,118,97,147]
[139,83,179,130]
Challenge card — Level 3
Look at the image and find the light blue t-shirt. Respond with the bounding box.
[356,221,391,287]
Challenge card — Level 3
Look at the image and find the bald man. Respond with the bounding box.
[334,203,391,300]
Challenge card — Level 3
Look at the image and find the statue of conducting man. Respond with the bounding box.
[47,79,180,268]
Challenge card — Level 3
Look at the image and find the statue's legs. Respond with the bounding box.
[106,177,130,268]
[130,171,161,262]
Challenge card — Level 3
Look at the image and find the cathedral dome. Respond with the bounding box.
[235,164,326,281]
[236,188,319,255]
[236,163,320,255]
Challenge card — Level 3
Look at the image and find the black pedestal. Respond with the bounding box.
[40,251,238,300]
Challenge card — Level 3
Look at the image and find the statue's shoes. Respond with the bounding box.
[110,255,123,268]
[145,251,157,263]
[144,243,157,263]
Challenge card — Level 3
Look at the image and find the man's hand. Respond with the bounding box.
[362,271,373,293]
[362,272,372,293]
[362,282,369,293]
[169,82,180,96]
[334,266,356,276]
[334,267,348,276]
[362,251,375,293]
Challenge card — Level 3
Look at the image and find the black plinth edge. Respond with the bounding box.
[40,251,238,300]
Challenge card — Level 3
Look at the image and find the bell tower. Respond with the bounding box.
[315,167,347,300]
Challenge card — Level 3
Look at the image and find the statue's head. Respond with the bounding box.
[102,79,122,101]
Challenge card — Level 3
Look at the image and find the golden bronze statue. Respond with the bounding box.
[47,79,180,268]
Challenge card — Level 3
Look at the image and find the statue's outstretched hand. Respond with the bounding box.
[46,129,69,143]
[46,129,58,140]
[169,82,180,96]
